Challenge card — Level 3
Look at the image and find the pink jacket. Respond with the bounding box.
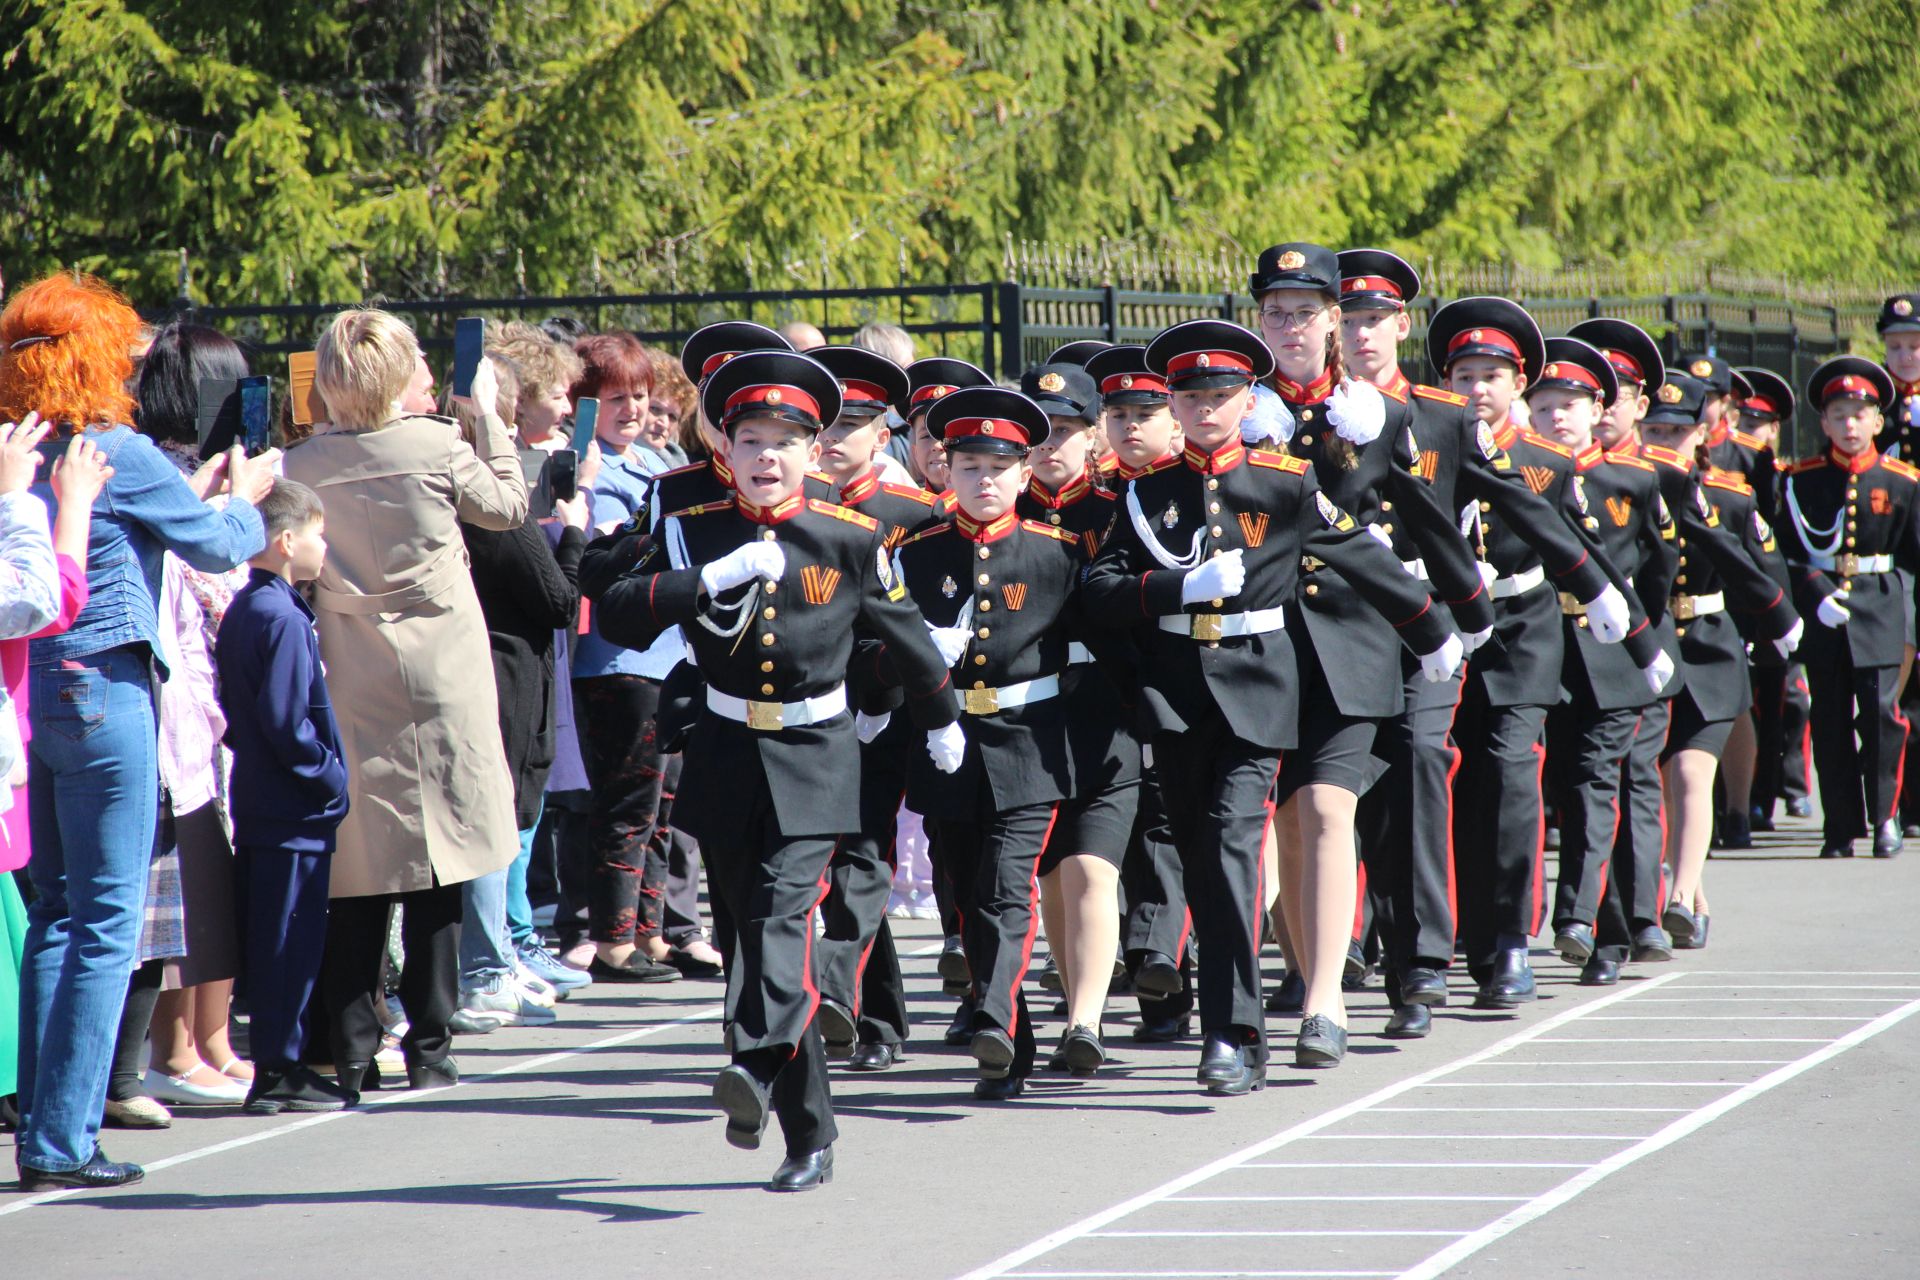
[0,554,89,871]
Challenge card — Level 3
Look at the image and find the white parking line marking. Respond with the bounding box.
[1538,1037,1828,1043]
[1237,1162,1589,1170]
[1578,1015,1873,1021]
[1464,1059,1793,1066]
[1625,997,1910,1003]
[1167,1195,1528,1203]
[1003,1271,1399,1278]
[1372,1107,1690,1114]
[1091,1230,1470,1238]
[1304,1133,1640,1140]
[1414,1082,1735,1088]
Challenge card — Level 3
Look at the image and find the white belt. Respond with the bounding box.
[1157,605,1287,641]
[1669,591,1725,622]
[961,674,1060,716]
[1401,558,1428,581]
[1491,565,1547,599]
[1809,551,1893,575]
[1067,642,1094,666]
[706,683,847,731]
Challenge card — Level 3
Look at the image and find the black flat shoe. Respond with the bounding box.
[1874,820,1904,858]
[17,1147,144,1192]
[334,1059,383,1100]
[1060,1024,1105,1077]
[1718,811,1752,849]
[1295,1014,1348,1068]
[714,1064,770,1151]
[938,937,971,997]
[769,1145,833,1192]
[848,1042,901,1071]
[1474,948,1535,1009]
[1036,958,1064,993]
[1134,951,1184,999]
[973,1075,1025,1102]
[245,1066,353,1115]
[1399,966,1449,1007]
[943,1002,974,1047]
[1630,925,1674,963]
[588,954,680,983]
[1661,902,1699,945]
[1265,971,1306,1015]
[817,998,856,1052]
[666,945,724,978]
[1580,955,1621,985]
[1750,805,1775,833]
[1131,1013,1192,1043]
[1678,914,1709,950]
[1383,1004,1431,1039]
[1196,1035,1265,1095]
[971,1028,1015,1080]
[1342,941,1373,991]
[1819,839,1854,859]
[1554,922,1595,965]
[404,1057,458,1090]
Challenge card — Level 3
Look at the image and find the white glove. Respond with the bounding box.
[1419,632,1465,683]
[1365,523,1393,548]
[926,624,971,668]
[1772,617,1805,660]
[927,722,967,773]
[855,711,891,744]
[1181,549,1246,605]
[1462,625,1494,655]
[1643,649,1676,695]
[1585,583,1631,644]
[1476,560,1499,592]
[701,541,786,594]
[1816,593,1851,628]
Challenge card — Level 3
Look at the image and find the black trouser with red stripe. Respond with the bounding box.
[1753,663,1813,816]
[700,771,838,1158]
[1451,673,1551,984]
[1805,645,1907,841]
[935,801,1058,1081]
[816,735,911,1047]
[1548,696,1642,931]
[1361,658,1464,1005]
[1152,711,1278,1065]
[1122,767,1195,1022]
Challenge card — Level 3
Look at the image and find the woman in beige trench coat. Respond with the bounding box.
[283,309,527,1094]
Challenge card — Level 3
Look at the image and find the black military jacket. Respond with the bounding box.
[1779,445,1920,668]
[1561,443,1677,710]
[1703,423,1777,521]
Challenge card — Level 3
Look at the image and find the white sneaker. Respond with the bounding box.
[908,889,941,920]
[143,1068,248,1105]
[513,967,559,1007]
[451,976,558,1033]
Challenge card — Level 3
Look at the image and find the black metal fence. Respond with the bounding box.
[162,279,1888,459]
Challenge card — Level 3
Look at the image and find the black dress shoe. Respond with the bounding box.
[971,1028,1015,1080]
[405,1057,458,1090]
[1060,1024,1105,1077]
[943,1002,974,1046]
[1399,966,1449,1007]
[1134,952,1184,999]
[973,1075,1025,1102]
[848,1042,901,1071]
[1131,1012,1192,1043]
[817,998,856,1052]
[1873,819,1904,858]
[1820,839,1855,859]
[1265,971,1306,1015]
[1295,1015,1348,1067]
[1661,902,1699,944]
[588,954,680,983]
[1196,1036,1265,1095]
[245,1065,353,1114]
[1474,948,1535,1009]
[1629,925,1674,963]
[17,1146,144,1192]
[666,944,724,978]
[1905,820,1920,839]
[1678,914,1709,950]
[1036,958,1064,993]
[1384,1004,1431,1038]
[1342,940,1372,991]
[1579,955,1621,985]
[938,937,971,997]
[1750,804,1775,833]
[1554,922,1595,965]
[768,1146,833,1192]
[334,1059,383,1099]
[1786,796,1813,818]
[1719,811,1752,849]
[714,1064,771,1150]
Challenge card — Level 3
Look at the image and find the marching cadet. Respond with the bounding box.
[1016,362,1138,1074]
[899,356,994,504]
[807,345,942,1070]
[1869,296,1920,838]
[1083,319,1461,1091]
[1245,242,1488,1065]
[1779,357,1920,859]
[1042,342,1123,481]
[1526,338,1679,985]
[887,385,1088,1100]
[1087,343,1198,1042]
[1341,256,1632,1038]
[1634,371,1801,944]
[595,349,964,1191]
[1425,297,1639,1010]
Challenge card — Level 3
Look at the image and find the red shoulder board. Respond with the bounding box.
[1413,384,1469,407]
[880,482,938,506]
[1248,450,1310,474]
[1640,445,1692,470]
[1703,472,1753,495]
[896,521,954,549]
[1021,518,1078,542]
[1884,457,1920,482]
[664,498,734,520]
[1376,379,1409,404]
[1786,456,1828,474]
[1730,429,1767,451]
[808,499,879,531]
[1520,431,1573,459]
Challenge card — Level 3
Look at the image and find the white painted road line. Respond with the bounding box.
[1469,1059,1794,1065]
[1304,1134,1640,1141]
[1537,1037,1829,1043]
[1372,1107,1691,1114]
[1237,1162,1590,1170]
[1090,1230,1471,1238]
[1167,1195,1528,1203]
[1003,1272,1400,1278]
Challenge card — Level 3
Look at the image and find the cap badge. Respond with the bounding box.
[940,574,957,600]
[1277,250,1306,271]
[1690,359,1713,377]
[1119,375,1134,389]
[764,388,783,404]
[1196,353,1212,368]
[1658,383,1683,404]
[1896,298,1915,317]
[1545,363,1563,379]
[1469,329,1484,343]
[1038,372,1066,393]
[1162,502,1181,529]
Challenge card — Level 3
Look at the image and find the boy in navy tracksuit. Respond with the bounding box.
[214,480,353,1114]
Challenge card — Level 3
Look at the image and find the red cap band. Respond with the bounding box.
[723,383,821,422]
[1600,349,1644,383]
[1742,395,1783,417]
[839,378,890,405]
[1167,350,1254,378]
[944,417,1028,444]
[1823,374,1877,402]
[1100,372,1168,396]
[1447,327,1523,366]
[700,351,738,378]
[1540,361,1603,392]
[910,384,956,406]
[1341,275,1403,300]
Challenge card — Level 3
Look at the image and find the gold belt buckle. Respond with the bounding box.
[1670,595,1696,622]
[963,687,1001,716]
[1190,613,1223,641]
[1558,591,1586,617]
[744,700,785,731]
[1837,553,1860,576]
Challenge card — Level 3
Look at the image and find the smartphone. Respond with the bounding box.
[452,316,485,398]
[238,375,272,456]
[196,377,239,457]
[548,449,579,504]
[570,397,599,453]
[287,351,320,426]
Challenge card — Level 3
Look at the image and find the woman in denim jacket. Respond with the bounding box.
[0,274,271,1191]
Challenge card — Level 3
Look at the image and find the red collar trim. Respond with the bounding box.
[710,455,735,488]
[1573,441,1606,470]
[838,467,881,504]
[1831,444,1880,474]
[1027,470,1091,510]
[1705,422,1730,448]
[1183,439,1246,475]
[954,510,1020,543]
[1490,418,1520,450]
[1271,366,1336,404]
[1379,368,1412,401]
[1116,450,1178,481]
[1898,379,1920,398]
[737,493,806,525]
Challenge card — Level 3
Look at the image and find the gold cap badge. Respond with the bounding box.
[1658,383,1683,403]
[1690,359,1713,377]
[1469,329,1484,343]
[1277,250,1306,271]
[1119,375,1134,389]
[1196,353,1212,367]
[764,388,783,404]
[1038,372,1066,393]
[1896,298,1915,317]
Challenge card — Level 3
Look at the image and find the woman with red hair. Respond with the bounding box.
[1,273,273,1191]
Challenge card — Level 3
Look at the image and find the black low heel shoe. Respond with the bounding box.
[405,1057,459,1090]
[769,1146,833,1192]
[17,1147,145,1192]
[1295,1015,1348,1068]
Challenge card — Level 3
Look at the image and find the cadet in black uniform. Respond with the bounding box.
[1427,298,1641,1009]
[1869,297,1920,838]
[595,350,963,1191]
[1527,338,1680,985]
[1636,373,1802,945]
[1083,319,1457,1092]
[806,345,941,1070]
[889,386,1087,1100]
[1780,357,1920,858]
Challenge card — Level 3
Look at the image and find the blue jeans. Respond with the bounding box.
[458,869,514,990]
[506,798,544,947]
[18,646,159,1171]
